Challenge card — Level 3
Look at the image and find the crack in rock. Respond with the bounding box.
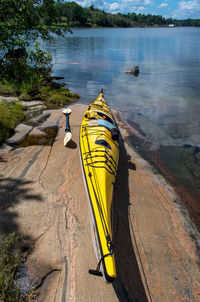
[35,269,61,290]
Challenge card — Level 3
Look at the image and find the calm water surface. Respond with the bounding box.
[45,27,200,150]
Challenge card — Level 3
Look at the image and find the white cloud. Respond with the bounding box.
[69,0,153,14]
[73,1,105,10]
[159,3,168,8]
[107,0,153,14]
[173,0,200,18]
[102,2,121,13]
[179,0,199,10]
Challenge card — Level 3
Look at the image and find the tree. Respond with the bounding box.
[93,11,111,27]
[0,0,67,82]
[64,2,90,26]
[0,0,61,49]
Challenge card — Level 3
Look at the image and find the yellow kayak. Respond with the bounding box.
[79,91,119,282]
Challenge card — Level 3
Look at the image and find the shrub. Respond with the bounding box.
[0,101,26,143]
[0,233,22,301]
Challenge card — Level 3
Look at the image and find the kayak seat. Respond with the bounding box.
[98,120,120,141]
[98,119,114,130]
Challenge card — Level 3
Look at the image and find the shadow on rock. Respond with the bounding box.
[112,141,148,302]
[0,155,7,163]
[128,161,136,171]
[0,175,43,234]
[66,139,77,149]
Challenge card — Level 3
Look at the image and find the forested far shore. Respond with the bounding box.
[53,2,200,28]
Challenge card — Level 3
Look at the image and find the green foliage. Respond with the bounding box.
[37,83,80,108]
[112,15,131,27]
[0,80,16,95]
[17,74,42,95]
[0,100,26,142]
[61,1,91,26]
[28,42,53,75]
[178,18,200,26]
[0,0,69,89]
[0,233,35,301]
[52,1,200,28]
[93,11,111,27]
[0,60,48,96]
[0,0,65,49]
[0,233,22,301]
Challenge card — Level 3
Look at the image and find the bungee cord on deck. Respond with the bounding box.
[81,123,115,254]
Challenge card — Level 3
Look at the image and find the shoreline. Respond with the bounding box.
[0,78,80,147]
[1,97,199,235]
[114,110,200,235]
[0,103,199,301]
[127,131,200,234]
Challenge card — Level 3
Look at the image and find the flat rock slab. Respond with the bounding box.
[39,109,62,130]
[0,96,19,103]
[27,111,51,126]
[0,104,199,302]
[20,101,44,107]
[6,123,33,145]
[29,127,46,137]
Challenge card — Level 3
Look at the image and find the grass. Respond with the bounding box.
[0,79,79,144]
[0,233,21,301]
[0,61,80,106]
[0,233,34,302]
[4,77,80,108]
[34,81,80,108]
[0,62,46,97]
[0,66,79,144]
[0,80,16,96]
[0,101,26,143]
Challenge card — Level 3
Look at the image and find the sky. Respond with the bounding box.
[68,0,200,19]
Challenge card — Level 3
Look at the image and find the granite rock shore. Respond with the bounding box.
[0,103,199,302]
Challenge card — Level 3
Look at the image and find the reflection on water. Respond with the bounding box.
[43,27,200,150]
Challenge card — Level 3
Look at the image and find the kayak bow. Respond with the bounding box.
[79,91,119,282]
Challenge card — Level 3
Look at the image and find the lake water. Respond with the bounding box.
[46,27,200,150]
[44,27,200,230]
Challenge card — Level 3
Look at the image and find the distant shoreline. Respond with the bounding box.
[54,25,200,30]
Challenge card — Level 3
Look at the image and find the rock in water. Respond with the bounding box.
[124,66,139,76]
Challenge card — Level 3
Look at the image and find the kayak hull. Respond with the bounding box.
[79,92,119,282]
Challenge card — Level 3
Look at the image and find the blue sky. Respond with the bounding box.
[68,0,200,19]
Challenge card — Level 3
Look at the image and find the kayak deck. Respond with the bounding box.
[79,92,119,282]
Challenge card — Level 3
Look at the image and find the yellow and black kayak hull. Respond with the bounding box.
[79,92,119,282]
